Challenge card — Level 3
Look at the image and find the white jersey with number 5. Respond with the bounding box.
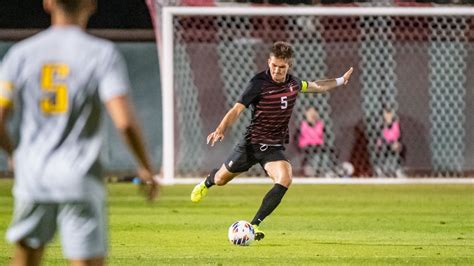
[0,26,130,201]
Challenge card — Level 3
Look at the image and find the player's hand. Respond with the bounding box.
[137,167,159,202]
[207,129,224,147]
[342,67,354,85]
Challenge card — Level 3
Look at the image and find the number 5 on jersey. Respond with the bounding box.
[41,64,69,114]
[281,96,288,109]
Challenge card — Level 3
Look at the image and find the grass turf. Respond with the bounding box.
[0,179,473,265]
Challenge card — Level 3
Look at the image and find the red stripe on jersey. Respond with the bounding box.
[257,98,296,108]
[258,97,295,104]
[255,114,293,120]
[260,91,298,100]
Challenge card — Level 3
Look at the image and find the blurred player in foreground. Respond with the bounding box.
[191,41,353,241]
[0,0,158,265]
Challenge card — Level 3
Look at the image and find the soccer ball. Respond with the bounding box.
[341,161,354,177]
[228,220,255,246]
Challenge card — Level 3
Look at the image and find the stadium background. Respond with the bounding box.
[1,0,474,177]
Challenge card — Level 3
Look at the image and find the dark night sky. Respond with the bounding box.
[0,0,153,29]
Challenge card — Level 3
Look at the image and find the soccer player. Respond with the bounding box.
[191,41,353,241]
[0,0,157,265]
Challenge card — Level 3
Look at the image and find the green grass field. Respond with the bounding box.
[0,179,473,265]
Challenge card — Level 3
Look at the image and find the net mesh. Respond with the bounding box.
[164,10,474,178]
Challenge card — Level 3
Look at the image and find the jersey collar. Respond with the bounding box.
[265,69,290,85]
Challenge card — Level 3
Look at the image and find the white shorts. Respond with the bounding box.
[6,194,107,259]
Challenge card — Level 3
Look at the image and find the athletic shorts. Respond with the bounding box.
[6,194,107,259]
[224,142,288,173]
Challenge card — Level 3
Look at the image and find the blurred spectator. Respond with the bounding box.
[374,106,406,177]
[296,106,340,177]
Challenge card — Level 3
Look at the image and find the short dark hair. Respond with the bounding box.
[55,0,91,14]
[270,41,294,61]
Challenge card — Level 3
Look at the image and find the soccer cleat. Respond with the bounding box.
[252,224,265,241]
[190,181,208,203]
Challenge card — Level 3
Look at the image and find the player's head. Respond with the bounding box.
[268,41,293,83]
[382,104,395,123]
[44,0,96,25]
[305,106,319,123]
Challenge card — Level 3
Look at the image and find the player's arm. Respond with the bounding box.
[0,105,14,158]
[99,45,157,200]
[207,102,246,147]
[0,49,18,169]
[304,67,353,93]
[105,95,158,200]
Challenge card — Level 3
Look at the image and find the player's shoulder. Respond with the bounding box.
[9,28,62,52]
[82,32,116,50]
[249,70,268,83]
[0,31,51,66]
[287,73,302,83]
[243,71,267,92]
[4,30,48,58]
[68,31,118,60]
[287,73,305,88]
[9,28,114,54]
[254,70,268,79]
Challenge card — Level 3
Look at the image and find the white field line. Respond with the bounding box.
[157,177,474,185]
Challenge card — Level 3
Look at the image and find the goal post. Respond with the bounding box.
[157,6,474,184]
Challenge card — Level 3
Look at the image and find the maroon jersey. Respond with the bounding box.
[238,70,307,145]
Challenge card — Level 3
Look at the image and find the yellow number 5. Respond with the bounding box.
[40,64,69,114]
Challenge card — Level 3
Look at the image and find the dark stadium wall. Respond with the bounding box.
[0,0,153,29]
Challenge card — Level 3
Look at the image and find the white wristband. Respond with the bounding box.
[335,77,345,86]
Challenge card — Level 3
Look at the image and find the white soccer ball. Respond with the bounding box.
[341,161,354,177]
[228,220,255,246]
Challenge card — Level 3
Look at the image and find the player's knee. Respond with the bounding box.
[214,176,226,186]
[214,173,230,186]
[276,175,292,188]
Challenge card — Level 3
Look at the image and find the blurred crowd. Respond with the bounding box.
[221,0,474,4]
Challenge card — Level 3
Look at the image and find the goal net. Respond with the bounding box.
[148,4,474,182]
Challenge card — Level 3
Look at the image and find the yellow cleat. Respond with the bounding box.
[190,181,208,203]
[252,224,265,241]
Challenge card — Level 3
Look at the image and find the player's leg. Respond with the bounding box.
[59,194,107,266]
[250,155,292,241]
[214,164,243,186]
[69,257,104,266]
[251,160,292,224]
[11,241,45,266]
[264,160,293,187]
[191,144,254,202]
[191,164,243,203]
[6,201,58,266]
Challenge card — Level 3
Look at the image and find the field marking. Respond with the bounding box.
[158,177,474,185]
